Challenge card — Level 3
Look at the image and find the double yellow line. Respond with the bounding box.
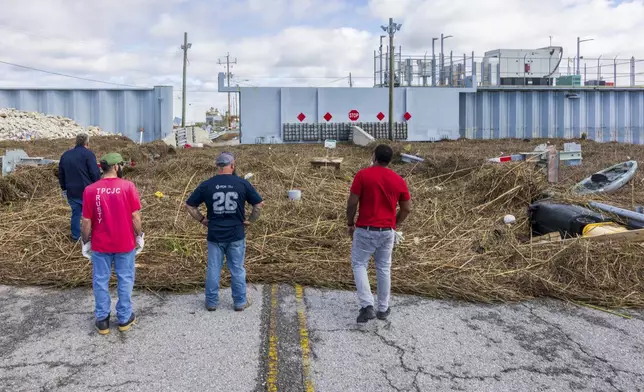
[267,285,279,392]
[266,284,315,392]
[295,284,315,392]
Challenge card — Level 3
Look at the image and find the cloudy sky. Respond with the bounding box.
[1,0,643,123]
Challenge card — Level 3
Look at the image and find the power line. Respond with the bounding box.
[315,76,349,87]
[239,76,373,79]
[0,59,144,88]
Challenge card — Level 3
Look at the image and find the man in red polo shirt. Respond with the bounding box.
[81,152,144,335]
[346,144,411,323]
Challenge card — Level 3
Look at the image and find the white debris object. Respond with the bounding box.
[0,108,106,141]
[503,214,516,225]
[394,231,404,245]
[244,173,254,180]
[288,189,301,201]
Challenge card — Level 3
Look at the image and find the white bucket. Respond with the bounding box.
[288,189,301,201]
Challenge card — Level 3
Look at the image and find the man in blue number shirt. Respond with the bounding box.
[186,152,264,312]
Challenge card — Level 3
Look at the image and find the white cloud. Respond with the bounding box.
[366,0,644,56]
[0,0,643,124]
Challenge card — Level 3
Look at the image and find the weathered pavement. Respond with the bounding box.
[1,284,643,392]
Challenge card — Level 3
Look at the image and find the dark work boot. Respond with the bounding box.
[357,305,376,323]
[377,308,391,320]
[95,315,110,335]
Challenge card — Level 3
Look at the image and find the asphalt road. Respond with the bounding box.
[1,284,643,392]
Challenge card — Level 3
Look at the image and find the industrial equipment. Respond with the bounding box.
[482,46,563,86]
[1,149,58,177]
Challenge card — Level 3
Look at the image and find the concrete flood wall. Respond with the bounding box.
[0,86,173,142]
[238,86,473,144]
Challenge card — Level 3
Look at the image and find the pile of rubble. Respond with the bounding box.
[0,108,106,141]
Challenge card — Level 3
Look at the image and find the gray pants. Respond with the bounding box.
[350,228,395,312]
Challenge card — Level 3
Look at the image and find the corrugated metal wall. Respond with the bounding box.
[0,87,173,142]
[461,89,644,143]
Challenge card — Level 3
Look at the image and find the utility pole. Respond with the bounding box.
[218,53,237,129]
[181,32,191,128]
[379,35,386,86]
[349,72,353,87]
[381,18,402,141]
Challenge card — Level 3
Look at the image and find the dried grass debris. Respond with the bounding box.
[0,138,643,307]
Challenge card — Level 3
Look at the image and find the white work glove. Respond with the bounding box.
[62,190,67,202]
[81,241,92,260]
[135,233,145,255]
[394,231,404,245]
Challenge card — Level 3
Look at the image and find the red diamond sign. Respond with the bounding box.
[376,112,385,121]
[403,112,412,121]
[297,112,306,122]
[323,112,332,122]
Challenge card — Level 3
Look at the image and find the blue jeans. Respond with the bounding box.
[91,250,136,324]
[68,198,82,240]
[206,239,247,308]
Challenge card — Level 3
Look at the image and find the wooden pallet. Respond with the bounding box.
[310,157,343,170]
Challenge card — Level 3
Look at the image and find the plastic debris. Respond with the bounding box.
[503,214,516,225]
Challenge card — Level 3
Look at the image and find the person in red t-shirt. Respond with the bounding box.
[347,144,411,323]
[80,152,144,335]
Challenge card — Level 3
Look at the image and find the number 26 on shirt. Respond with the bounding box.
[212,191,238,212]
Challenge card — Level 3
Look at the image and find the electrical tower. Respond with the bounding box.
[181,32,192,128]
[218,53,237,129]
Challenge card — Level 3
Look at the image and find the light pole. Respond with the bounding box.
[440,34,453,86]
[382,18,402,141]
[379,35,386,86]
[431,37,438,86]
[577,36,593,75]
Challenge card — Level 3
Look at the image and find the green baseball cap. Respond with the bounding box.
[100,152,124,165]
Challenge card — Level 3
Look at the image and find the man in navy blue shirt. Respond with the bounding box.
[58,133,101,241]
[186,152,263,312]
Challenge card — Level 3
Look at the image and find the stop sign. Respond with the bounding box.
[348,109,360,121]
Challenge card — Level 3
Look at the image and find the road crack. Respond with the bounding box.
[522,303,644,391]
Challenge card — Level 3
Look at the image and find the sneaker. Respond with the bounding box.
[95,315,110,335]
[377,308,391,320]
[234,297,252,312]
[118,313,136,332]
[357,306,376,323]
